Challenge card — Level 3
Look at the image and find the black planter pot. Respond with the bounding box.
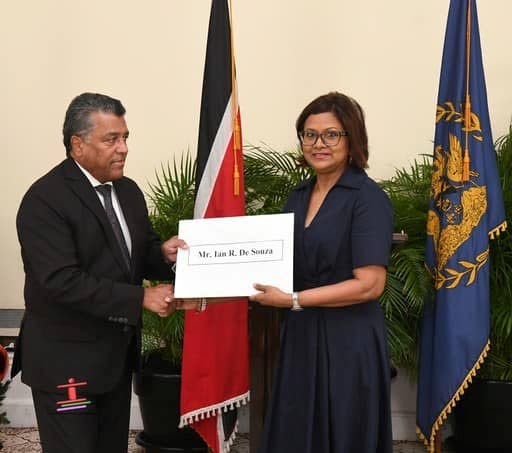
[453,379,512,452]
[133,369,207,453]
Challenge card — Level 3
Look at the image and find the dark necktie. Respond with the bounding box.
[95,184,131,271]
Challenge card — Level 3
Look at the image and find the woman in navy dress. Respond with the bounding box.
[250,92,394,453]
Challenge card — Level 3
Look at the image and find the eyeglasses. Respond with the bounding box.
[298,129,348,147]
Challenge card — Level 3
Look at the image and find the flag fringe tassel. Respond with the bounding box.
[416,340,490,453]
[488,220,507,240]
[179,391,250,429]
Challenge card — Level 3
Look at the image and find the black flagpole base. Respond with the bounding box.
[135,431,208,453]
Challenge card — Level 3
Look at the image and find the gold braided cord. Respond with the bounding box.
[488,220,507,240]
[228,0,241,196]
[462,0,472,182]
[416,340,490,453]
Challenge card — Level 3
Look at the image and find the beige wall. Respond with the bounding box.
[2,1,512,309]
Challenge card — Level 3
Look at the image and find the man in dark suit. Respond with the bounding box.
[12,93,184,452]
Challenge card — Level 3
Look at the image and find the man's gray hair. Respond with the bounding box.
[63,93,126,155]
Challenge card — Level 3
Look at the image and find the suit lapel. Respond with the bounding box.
[62,159,132,279]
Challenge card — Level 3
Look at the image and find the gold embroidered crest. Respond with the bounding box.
[427,107,488,290]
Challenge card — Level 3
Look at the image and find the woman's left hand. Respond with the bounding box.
[249,283,292,308]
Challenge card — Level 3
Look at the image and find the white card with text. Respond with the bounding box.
[174,213,294,298]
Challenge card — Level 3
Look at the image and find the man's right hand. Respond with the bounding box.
[143,284,175,317]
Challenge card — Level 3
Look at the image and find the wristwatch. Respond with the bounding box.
[291,291,303,311]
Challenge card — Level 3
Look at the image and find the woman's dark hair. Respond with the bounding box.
[63,92,126,156]
[295,91,368,169]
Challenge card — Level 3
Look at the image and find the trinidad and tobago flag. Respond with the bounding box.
[179,1,249,452]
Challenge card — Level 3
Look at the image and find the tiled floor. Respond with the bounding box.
[0,429,248,452]
[0,428,435,452]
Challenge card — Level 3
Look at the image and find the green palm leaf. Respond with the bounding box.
[141,151,196,368]
[484,124,512,379]
[244,144,313,215]
[379,158,432,375]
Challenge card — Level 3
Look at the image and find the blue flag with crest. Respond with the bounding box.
[416,1,507,451]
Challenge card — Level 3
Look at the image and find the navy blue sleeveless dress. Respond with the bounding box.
[259,167,394,453]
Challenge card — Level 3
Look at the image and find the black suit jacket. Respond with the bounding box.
[12,158,170,394]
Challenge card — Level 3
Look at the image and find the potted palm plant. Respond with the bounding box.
[133,153,207,452]
[379,158,433,376]
[377,127,512,450]
[451,125,512,451]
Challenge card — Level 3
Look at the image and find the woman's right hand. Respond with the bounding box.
[249,283,292,308]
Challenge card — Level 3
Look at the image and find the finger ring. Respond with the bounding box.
[164,296,171,303]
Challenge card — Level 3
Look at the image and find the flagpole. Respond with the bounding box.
[463,0,472,181]
[181,2,250,450]
[229,0,241,196]
[435,432,442,453]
